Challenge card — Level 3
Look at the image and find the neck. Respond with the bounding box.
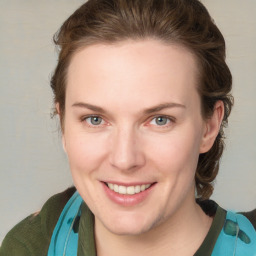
[95,197,212,256]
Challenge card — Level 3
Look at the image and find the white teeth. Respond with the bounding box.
[118,186,126,194]
[114,184,119,192]
[127,186,135,195]
[107,183,152,195]
[135,185,140,193]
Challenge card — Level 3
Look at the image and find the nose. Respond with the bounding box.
[109,127,145,172]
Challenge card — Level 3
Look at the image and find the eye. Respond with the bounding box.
[149,116,172,126]
[84,116,105,126]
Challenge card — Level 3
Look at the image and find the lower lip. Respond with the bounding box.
[102,182,156,207]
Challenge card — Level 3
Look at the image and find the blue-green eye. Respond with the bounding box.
[86,116,103,126]
[150,116,171,126]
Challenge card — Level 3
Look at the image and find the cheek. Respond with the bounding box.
[64,132,108,172]
[146,130,201,172]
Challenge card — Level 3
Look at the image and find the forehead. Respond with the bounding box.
[66,40,200,112]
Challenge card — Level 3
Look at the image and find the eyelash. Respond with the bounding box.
[147,115,174,128]
[81,115,175,128]
[81,115,108,128]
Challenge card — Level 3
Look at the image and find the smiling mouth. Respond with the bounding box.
[105,182,155,195]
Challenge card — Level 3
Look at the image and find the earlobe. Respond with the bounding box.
[62,136,67,153]
[200,101,224,153]
[56,103,60,115]
[56,103,66,153]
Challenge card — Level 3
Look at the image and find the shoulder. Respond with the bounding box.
[211,209,256,255]
[240,209,256,231]
[197,199,256,232]
[0,187,76,256]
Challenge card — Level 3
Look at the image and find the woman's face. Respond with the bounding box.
[62,40,212,235]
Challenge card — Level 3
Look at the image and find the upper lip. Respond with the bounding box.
[102,181,156,186]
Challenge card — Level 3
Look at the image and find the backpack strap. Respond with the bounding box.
[48,195,256,256]
[212,211,256,255]
[47,191,83,256]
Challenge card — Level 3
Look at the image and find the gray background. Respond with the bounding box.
[0,0,256,244]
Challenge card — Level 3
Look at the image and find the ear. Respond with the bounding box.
[56,103,60,115]
[62,136,67,153]
[200,101,224,153]
[56,103,67,153]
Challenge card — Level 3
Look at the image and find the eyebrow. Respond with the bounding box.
[72,102,106,113]
[143,102,186,114]
[72,102,186,114]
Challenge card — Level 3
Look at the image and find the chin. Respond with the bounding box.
[99,212,160,236]
[106,223,150,236]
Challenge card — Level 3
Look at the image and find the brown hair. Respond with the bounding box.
[51,0,233,200]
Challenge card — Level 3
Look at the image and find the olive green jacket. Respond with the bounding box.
[1,187,255,256]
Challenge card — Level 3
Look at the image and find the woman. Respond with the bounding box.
[1,0,256,255]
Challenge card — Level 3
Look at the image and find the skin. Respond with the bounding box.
[60,39,224,255]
